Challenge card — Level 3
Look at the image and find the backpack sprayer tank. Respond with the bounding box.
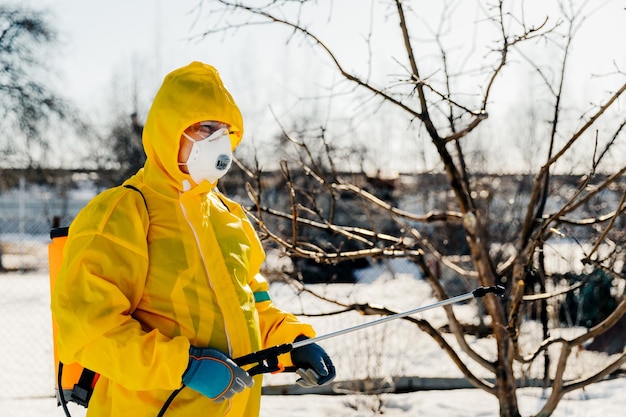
[49,227,98,410]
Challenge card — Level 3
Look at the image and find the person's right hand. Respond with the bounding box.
[182,346,254,402]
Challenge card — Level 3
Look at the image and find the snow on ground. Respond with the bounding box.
[2,377,624,417]
[1,267,624,417]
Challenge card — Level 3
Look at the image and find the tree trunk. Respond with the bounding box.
[493,326,521,417]
[466,212,521,417]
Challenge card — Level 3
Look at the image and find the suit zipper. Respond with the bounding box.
[178,196,232,356]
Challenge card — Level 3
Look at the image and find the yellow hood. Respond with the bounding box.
[142,61,243,193]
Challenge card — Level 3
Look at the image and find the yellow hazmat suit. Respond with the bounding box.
[51,62,315,416]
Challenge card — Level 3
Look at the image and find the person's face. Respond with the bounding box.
[178,121,230,174]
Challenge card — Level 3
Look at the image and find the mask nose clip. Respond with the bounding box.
[183,127,229,144]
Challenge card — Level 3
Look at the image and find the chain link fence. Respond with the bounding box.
[0,179,439,402]
[1,175,622,404]
[0,179,89,400]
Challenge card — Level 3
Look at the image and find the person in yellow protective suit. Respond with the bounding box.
[51,61,335,417]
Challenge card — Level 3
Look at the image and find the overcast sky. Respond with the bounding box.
[24,1,228,110]
[19,0,340,138]
[22,0,622,111]
[12,0,626,173]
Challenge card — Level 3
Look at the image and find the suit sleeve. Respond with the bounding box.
[50,192,189,391]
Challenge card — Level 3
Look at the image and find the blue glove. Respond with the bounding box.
[182,346,254,402]
[290,336,336,387]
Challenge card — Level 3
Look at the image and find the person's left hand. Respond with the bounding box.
[290,336,336,387]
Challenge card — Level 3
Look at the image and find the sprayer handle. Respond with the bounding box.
[472,285,505,298]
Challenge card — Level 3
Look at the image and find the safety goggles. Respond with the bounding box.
[184,121,232,142]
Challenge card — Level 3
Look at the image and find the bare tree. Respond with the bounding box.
[0,4,83,168]
[206,1,625,416]
[0,4,89,271]
[102,112,145,186]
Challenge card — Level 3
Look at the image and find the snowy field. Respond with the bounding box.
[1,378,624,417]
[1,262,624,416]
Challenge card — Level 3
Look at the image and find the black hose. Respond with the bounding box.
[57,359,182,417]
[57,363,72,417]
[156,386,184,417]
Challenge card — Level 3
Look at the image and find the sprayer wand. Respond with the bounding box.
[155,285,505,417]
[234,285,505,375]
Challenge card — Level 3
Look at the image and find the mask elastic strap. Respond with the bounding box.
[178,133,196,167]
[182,132,196,143]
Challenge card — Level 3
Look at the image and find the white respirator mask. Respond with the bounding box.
[179,127,233,185]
